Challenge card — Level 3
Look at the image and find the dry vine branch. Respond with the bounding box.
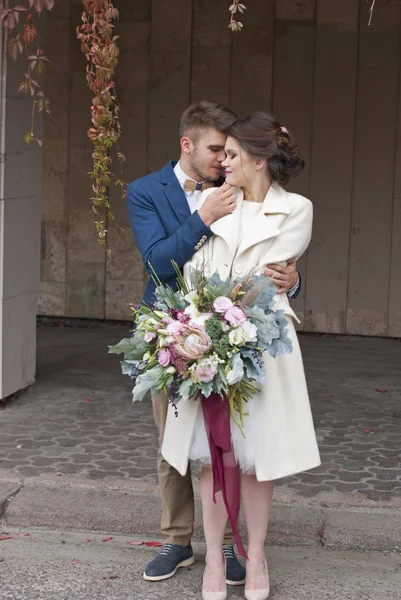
[76,0,126,253]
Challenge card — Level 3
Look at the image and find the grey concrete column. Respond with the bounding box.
[0,20,43,398]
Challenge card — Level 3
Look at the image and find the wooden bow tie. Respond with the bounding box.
[183,179,214,193]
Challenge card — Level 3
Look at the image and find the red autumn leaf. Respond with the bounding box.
[82,398,92,403]
[71,559,80,565]
[56,473,62,477]
[102,537,113,542]
[363,429,370,433]
[85,538,91,543]
[375,388,388,393]
[337,469,344,472]
[145,541,162,547]
[18,533,30,537]
[317,529,323,536]
[127,540,144,546]
[0,535,15,541]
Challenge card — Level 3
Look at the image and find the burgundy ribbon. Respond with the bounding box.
[200,392,248,559]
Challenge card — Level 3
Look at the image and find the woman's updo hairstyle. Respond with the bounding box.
[227,111,305,185]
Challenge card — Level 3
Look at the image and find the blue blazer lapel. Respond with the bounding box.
[160,161,190,224]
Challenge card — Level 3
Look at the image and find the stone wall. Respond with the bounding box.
[38,0,401,337]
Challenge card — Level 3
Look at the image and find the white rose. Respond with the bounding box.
[193,312,213,326]
[229,328,246,347]
[166,366,176,374]
[241,320,258,343]
[184,303,200,320]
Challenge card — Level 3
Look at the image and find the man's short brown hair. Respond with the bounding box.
[179,100,237,141]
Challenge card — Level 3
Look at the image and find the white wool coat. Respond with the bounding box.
[161,184,321,481]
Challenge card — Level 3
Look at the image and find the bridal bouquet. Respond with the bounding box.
[109,262,292,433]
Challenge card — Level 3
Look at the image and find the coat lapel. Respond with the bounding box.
[236,184,290,256]
[160,161,191,224]
[210,187,243,251]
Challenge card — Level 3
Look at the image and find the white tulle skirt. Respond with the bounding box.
[188,394,264,475]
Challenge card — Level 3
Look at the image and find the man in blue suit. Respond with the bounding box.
[126,101,300,585]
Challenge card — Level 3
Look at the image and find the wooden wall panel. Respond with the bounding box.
[346,1,400,335]
[230,0,275,117]
[304,0,359,333]
[191,0,231,105]
[105,2,151,320]
[147,0,192,172]
[272,0,316,328]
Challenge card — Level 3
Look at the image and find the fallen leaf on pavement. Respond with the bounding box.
[127,541,144,546]
[375,388,388,393]
[18,533,31,537]
[82,398,92,403]
[85,539,91,543]
[363,429,371,433]
[16,445,23,449]
[0,535,15,541]
[145,541,162,547]
[71,560,80,565]
[102,537,113,542]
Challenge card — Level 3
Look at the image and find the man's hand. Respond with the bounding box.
[198,183,237,227]
[264,258,298,294]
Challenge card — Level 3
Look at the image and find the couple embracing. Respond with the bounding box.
[127,101,320,600]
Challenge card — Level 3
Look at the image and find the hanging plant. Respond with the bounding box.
[228,1,246,32]
[0,0,54,146]
[76,0,125,255]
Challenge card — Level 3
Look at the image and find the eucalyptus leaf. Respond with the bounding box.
[132,365,164,402]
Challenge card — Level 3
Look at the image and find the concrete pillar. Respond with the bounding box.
[0,21,43,398]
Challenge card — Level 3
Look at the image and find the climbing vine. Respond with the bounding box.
[0,0,53,146]
[76,0,125,253]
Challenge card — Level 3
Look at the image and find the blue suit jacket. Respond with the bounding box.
[126,161,301,303]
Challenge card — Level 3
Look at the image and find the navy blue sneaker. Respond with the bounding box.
[143,543,195,581]
[223,545,246,586]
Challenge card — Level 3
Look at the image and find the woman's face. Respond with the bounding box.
[222,136,257,188]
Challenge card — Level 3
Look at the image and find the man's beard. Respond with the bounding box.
[190,155,221,182]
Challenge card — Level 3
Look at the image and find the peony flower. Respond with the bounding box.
[162,316,174,325]
[144,332,156,343]
[194,360,218,383]
[224,306,247,326]
[241,320,258,343]
[158,348,171,367]
[213,296,234,313]
[175,324,212,360]
[166,321,185,337]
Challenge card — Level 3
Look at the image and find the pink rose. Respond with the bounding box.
[166,321,185,337]
[213,296,234,313]
[224,306,247,326]
[195,361,218,383]
[162,316,173,325]
[175,324,212,360]
[144,332,157,343]
[158,348,171,367]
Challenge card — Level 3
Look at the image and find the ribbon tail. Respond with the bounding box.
[201,393,248,560]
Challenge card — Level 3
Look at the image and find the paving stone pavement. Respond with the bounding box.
[0,325,400,503]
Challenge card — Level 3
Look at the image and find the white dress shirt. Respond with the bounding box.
[174,161,206,214]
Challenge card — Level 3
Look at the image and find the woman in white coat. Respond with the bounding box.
[162,112,321,600]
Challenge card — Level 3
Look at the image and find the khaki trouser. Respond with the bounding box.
[152,390,234,546]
